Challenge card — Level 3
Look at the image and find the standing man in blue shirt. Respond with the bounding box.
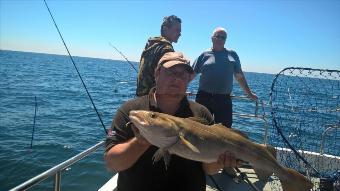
[191,27,258,128]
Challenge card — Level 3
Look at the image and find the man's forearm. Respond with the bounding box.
[235,72,252,95]
[104,138,150,172]
[235,72,258,100]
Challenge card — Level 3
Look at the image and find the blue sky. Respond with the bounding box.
[1,0,339,73]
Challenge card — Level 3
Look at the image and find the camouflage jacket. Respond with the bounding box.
[136,36,174,96]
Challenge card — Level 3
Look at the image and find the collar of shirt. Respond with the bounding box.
[147,87,191,117]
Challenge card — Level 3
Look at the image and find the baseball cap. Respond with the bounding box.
[158,52,194,74]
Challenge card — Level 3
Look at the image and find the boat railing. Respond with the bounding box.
[9,140,105,191]
[320,124,340,155]
[229,95,270,144]
[188,92,270,144]
[10,95,269,191]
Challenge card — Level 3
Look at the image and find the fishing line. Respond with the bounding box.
[108,42,138,73]
[30,96,37,149]
[43,0,107,135]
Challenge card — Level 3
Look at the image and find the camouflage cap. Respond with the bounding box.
[158,52,194,74]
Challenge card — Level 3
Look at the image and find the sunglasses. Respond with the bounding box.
[162,67,191,81]
[213,35,226,40]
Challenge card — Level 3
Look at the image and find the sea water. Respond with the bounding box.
[0,50,280,190]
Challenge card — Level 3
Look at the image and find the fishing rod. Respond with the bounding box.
[108,42,138,73]
[30,96,37,149]
[43,0,107,135]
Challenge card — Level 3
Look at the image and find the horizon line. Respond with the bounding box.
[1,48,279,75]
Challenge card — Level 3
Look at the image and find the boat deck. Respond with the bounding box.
[206,167,321,191]
[206,168,269,191]
[99,167,317,191]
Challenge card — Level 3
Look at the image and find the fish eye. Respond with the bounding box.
[150,113,156,118]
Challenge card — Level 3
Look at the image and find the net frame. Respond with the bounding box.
[269,67,339,182]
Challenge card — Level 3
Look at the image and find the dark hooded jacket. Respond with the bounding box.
[136,36,173,96]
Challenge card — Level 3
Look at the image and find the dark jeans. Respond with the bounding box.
[195,90,232,128]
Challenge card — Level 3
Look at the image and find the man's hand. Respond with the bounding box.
[202,151,242,175]
[130,123,151,146]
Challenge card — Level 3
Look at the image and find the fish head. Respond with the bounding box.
[129,110,180,148]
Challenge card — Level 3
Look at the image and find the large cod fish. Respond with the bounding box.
[129,110,313,191]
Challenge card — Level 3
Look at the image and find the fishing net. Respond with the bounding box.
[269,67,340,190]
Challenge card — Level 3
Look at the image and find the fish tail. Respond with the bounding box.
[280,168,313,191]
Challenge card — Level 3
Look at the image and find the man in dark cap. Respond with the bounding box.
[105,52,238,191]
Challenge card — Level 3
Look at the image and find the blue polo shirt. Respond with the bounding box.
[191,48,242,94]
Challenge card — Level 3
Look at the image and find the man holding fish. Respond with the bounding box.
[104,52,239,191]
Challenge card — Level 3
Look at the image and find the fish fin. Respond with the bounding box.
[210,123,231,134]
[162,150,171,170]
[211,123,227,129]
[212,124,249,139]
[281,168,313,191]
[187,117,211,125]
[179,133,200,153]
[153,149,171,169]
[229,128,249,139]
[152,148,164,163]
